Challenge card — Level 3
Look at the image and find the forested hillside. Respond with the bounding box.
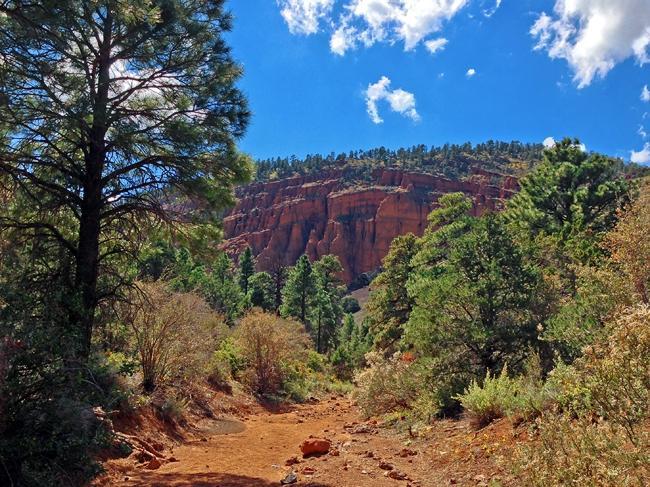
[254,141,545,182]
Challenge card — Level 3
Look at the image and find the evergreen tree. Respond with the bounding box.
[0,0,250,359]
[507,138,630,261]
[406,214,543,389]
[248,271,275,311]
[331,314,371,379]
[202,253,244,324]
[365,233,420,352]
[238,247,256,294]
[280,255,316,324]
[311,255,345,353]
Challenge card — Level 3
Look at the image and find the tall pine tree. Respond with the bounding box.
[238,246,255,294]
[280,255,316,325]
[0,0,251,359]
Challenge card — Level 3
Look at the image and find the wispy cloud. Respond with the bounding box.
[278,0,470,56]
[425,38,449,55]
[366,76,420,124]
[277,0,334,35]
[642,85,650,102]
[466,68,477,77]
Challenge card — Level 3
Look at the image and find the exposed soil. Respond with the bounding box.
[98,395,524,487]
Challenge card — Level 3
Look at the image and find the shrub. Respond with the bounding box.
[455,367,520,428]
[456,357,563,428]
[517,414,649,486]
[515,305,650,486]
[119,282,227,392]
[158,394,189,424]
[206,352,232,393]
[234,310,311,395]
[353,352,429,418]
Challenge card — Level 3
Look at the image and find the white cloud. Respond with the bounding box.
[631,142,650,164]
[466,68,476,77]
[279,0,470,55]
[639,125,648,139]
[277,0,335,35]
[642,84,650,102]
[530,1,650,88]
[543,136,556,148]
[483,0,502,18]
[365,76,420,124]
[425,37,449,55]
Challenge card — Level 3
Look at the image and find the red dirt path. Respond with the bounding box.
[99,396,521,487]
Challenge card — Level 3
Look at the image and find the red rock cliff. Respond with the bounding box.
[221,167,518,283]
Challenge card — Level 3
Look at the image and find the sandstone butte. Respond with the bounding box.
[220,166,519,284]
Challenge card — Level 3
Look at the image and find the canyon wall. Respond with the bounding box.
[221,167,518,284]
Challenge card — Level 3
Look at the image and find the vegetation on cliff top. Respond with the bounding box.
[253,140,649,184]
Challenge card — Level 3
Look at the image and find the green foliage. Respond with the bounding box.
[0,0,251,364]
[330,314,372,379]
[516,305,650,486]
[366,233,420,352]
[407,213,543,396]
[280,254,346,353]
[254,140,546,182]
[455,358,558,428]
[341,296,361,313]
[353,352,430,418]
[247,272,276,311]
[507,138,631,262]
[280,255,316,324]
[455,368,520,428]
[238,247,255,295]
[310,255,345,353]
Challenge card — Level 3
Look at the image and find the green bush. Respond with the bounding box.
[207,352,233,392]
[515,305,650,486]
[353,352,429,418]
[455,368,520,428]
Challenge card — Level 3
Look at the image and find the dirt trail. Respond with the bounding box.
[104,396,518,487]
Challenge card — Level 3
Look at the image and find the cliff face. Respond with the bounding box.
[221,167,518,284]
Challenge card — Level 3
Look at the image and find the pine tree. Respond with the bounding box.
[311,255,345,353]
[248,271,275,311]
[0,0,250,359]
[507,138,630,261]
[238,247,255,294]
[280,255,316,325]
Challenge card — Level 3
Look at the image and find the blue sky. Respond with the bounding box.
[226,0,650,163]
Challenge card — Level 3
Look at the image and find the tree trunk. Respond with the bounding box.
[73,10,112,359]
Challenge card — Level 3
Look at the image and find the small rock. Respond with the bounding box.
[386,470,408,480]
[168,457,179,463]
[379,461,394,471]
[399,448,417,457]
[145,458,161,470]
[330,449,340,456]
[302,466,317,475]
[300,438,331,457]
[280,472,298,485]
[285,456,300,466]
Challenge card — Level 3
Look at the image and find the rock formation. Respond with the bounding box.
[221,167,518,284]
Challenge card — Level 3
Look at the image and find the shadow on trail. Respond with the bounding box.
[124,471,331,486]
